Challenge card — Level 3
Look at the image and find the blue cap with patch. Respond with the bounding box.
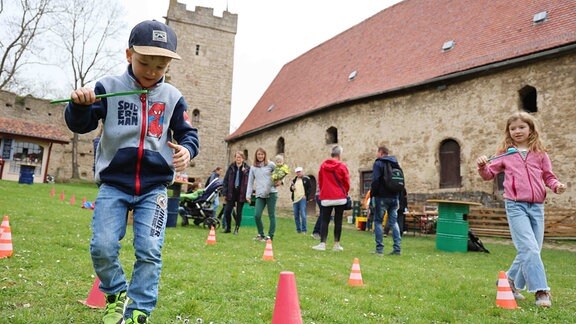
[129,20,181,60]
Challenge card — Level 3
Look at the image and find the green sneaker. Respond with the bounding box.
[103,291,127,324]
[123,310,149,324]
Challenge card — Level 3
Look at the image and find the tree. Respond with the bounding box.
[0,0,54,92]
[50,0,126,178]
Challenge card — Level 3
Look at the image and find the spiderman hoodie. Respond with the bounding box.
[65,66,199,195]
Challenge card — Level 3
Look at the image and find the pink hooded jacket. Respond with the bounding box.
[478,150,561,203]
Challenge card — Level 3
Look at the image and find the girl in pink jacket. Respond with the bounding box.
[477,112,566,308]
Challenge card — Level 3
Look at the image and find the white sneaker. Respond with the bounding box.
[312,242,326,251]
[333,243,344,251]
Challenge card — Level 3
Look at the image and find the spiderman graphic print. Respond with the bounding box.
[147,102,165,138]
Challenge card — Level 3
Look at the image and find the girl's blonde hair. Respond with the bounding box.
[498,112,546,153]
[254,147,268,166]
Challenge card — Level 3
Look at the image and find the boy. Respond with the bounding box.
[65,20,199,323]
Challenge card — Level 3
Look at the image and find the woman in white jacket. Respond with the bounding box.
[246,147,278,241]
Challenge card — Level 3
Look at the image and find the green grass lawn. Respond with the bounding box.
[1,180,575,323]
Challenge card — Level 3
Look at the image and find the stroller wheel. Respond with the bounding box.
[193,219,203,226]
[181,217,189,226]
[203,217,220,229]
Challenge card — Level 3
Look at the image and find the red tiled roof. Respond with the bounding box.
[228,0,576,140]
[0,117,70,143]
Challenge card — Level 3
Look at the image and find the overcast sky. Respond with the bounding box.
[123,0,402,132]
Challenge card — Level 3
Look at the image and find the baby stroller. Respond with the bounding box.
[179,178,222,228]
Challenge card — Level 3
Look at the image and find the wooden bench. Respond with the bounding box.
[404,205,438,236]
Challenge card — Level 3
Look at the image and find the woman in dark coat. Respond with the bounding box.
[221,151,250,234]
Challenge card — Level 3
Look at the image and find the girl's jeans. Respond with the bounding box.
[505,199,549,292]
[254,192,278,238]
[91,184,168,315]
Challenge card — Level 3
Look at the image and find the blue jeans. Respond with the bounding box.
[293,198,307,233]
[254,192,278,238]
[373,197,401,253]
[505,200,549,292]
[91,184,167,316]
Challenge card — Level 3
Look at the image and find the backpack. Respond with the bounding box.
[382,162,405,194]
[467,230,490,253]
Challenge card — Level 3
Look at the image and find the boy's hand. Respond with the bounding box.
[556,183,566,194]
[168,142,190,172]
[476,155,489,167]
[70,87,97,105]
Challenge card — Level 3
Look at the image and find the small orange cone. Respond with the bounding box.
[348,258,364,286]
[272,271,302,324]
[262,238,275,261]
[50,187,55,197]
[0,215,13,258]
[79,277,106,308]
[206,226,217,245]
[60,191,65,202]
[70,194,76,205]
[496,271,518,309]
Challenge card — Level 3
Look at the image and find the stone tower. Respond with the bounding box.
[166,1,237,182]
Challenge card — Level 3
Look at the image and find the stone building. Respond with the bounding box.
[226,0,576,209]
[166,1,237,182]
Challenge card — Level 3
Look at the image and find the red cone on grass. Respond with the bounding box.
[262,238,275,261]
[206,226,216,245]
[69,194,76,205]
[50,187,55,197]
[59,191,65,202]
[0,215,14,259]
[348,258,364,286]
[79,277,106,308]
[272,271,302,324]
[496,271,518,309]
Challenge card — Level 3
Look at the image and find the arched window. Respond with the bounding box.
[439,139,461,188]
[276,137,285,155]
[519,85,537,113]
[192,109,200,123]
[243,149,249,164]
[326,127,338,144]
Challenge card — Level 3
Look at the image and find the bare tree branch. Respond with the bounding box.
[0,0,54,90]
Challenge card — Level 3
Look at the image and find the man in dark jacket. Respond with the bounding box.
[289,167,312,233]
[371,145,402,255]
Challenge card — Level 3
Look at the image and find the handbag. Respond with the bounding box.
[331,171,352,210]
[344,195,352,210]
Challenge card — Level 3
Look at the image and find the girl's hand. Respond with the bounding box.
[168,142,190,172]
[555,183,566,194]
[476,155,489,167]
[70,87,96,105]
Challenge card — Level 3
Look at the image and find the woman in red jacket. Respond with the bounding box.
[313,145,350,252]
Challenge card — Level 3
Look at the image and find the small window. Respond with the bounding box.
[195,45,200,55]
[192,109,200,123]
[348,70,357,81]
[326,127,338,144]
[360,171,373,197]
[276,137,285,155]
[243,149,249,164]
[442,40,455,51]
[533,11,547,24]
[519,85,537,113]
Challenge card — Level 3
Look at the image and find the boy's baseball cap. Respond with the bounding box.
[129,20,181,60]
[295,167,303,172]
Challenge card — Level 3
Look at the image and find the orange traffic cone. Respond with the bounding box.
[496,271,518,309]
[206,226,216,245]
[262,238,275,261]
[50,187,55,197]
[348,258,364,286]
[60,191,65,202]
[79,277,106,308]
[272,271,302,324]
[70,194,76,205]
[0,215,14,258]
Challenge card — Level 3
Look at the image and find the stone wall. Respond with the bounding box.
[167,3,237,182]
[227,54,576,209]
